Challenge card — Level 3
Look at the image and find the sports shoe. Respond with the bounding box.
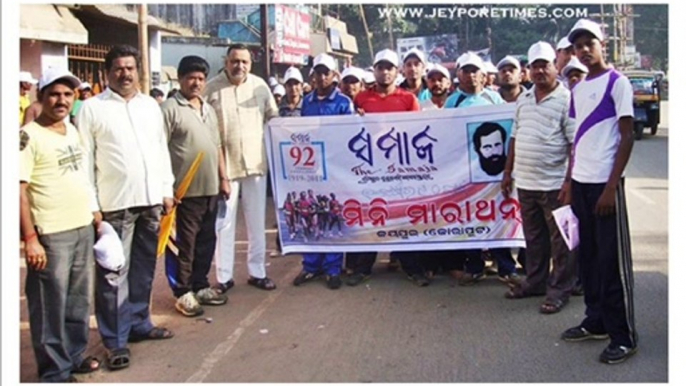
[408,273,431,287]
[213,279,234,294]
[599,344,638,364]
[561,326,609,342]
[293,271,317,286]
[326,275,343,290]
[345,272,370,287]
[195,287,228,306]
[458,272,485,286]
[175,292,203,317]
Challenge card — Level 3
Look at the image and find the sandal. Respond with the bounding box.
[247,276,277,291]
[505,287,544,299]
[128,326,174,343]
[539,298,568,314]
[72,355,100,374]
[106,348,130,371]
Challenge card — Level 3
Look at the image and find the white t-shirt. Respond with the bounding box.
[570,69,633,183]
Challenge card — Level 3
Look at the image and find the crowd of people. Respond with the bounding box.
[19,17,638,383]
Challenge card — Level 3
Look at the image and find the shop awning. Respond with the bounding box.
[20,4,88,44]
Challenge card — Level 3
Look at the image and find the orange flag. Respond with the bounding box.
[157,152,205,257]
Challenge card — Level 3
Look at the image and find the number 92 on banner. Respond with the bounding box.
[278,141,328,182]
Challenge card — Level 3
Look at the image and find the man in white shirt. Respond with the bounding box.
[77,45,176,371]
[501,42,577,315]
[204,44,279,292]
[559,19,637,365]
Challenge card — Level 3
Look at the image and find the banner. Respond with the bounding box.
[266,104,525,254]
[274,5,311,65]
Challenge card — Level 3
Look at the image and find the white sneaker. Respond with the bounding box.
[195,287,228,306]
[175,292,203,317]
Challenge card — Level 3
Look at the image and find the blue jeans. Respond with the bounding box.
[95,205,161,350]
[26,225,94,382]
[302,253,343,275]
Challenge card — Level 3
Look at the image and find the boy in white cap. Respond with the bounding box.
[399,48,431,101]
[21,67,100,382]
[556,37,575,77]
[484,61,499,91]
[562,56,588,89]
[496,55,524,103]
[19,71,38,126]
[339,66,365,101]
[559,19,638,364]
[272,84,286,105]
[501,41,577,315]
[280,66,305,117]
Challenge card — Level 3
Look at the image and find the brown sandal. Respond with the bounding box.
[539,298,568,314]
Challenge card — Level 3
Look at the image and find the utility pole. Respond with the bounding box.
[138,4,150,94]
[359,4,374,64]
[260,4,270,78]
[386,3,394,50]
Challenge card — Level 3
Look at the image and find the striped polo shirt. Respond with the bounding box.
[512,82,576,191]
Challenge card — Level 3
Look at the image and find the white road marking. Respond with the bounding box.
[629,188,657,206]
[185,264,300,383]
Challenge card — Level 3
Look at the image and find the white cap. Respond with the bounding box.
[341,66,364,82]
[568,19,604,43]
[284,67,303,84]
[562,56,589,77]
[362,71,375,84]
[272,84,285,96]
[457,52,485,72]
[484,61,498,74]
[19,71,38,84]
[556,37,572,51]
[426,64,450,80]
[374,49,399,67]
[313,53,337,71]
[455,53,468,68]
[527,41,556,64]
[79,82,92,90]
[402,48,426,65]
[268,76,278,87]
[496,55,521,71]
[38,67,81,91]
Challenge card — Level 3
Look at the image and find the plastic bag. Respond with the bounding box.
[93,221,125,271]
[552,205,579,251]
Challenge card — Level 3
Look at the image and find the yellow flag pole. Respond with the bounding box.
[157,152,205,257]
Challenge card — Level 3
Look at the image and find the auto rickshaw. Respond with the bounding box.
[625,70,662,140]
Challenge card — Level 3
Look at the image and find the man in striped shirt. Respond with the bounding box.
[501,42,577,315]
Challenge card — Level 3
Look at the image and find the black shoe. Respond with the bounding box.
[213,279,234,294]
[561,326,609,342]
[326,275,342,290]
[571,283,584,296]
[346,272,370,287]
[599,344,637,364]
[408,273,430,287]
[293,271,317,286]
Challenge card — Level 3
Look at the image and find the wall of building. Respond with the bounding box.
[161,41,229,78]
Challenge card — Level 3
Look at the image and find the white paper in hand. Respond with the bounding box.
[552,205,579,251]
[94,221,126,271]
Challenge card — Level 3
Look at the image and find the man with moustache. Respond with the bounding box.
[398,48,431,101]
[161,56,231,317]
[520,58,534,90]
[445,52,519,287]
[292,53,354,290]
[21,68,100,382]
[348,49,420,286]
[78,45,176,370]
[560,19,637,364]
[500,42,577,315]
[420,64,452,110]
[496,55,525,103]
[204,44,279,293]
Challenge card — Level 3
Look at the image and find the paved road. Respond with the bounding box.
[19,103,669,382]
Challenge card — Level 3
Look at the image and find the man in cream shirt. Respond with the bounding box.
[204,43,279,292]
[77,45,176,370]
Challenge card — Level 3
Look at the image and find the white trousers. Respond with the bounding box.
[215,175,267,283]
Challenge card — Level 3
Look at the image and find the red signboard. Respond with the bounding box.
[274,5,311,64]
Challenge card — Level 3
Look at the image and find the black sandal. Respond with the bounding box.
[247,276,277,291]
[129,326,174,342]
[72,355,100,374]
[539,298,569,314]
[107,348,130,371]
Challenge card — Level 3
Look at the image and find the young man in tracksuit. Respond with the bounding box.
[559,19,638,364]
[291,53,354,290]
